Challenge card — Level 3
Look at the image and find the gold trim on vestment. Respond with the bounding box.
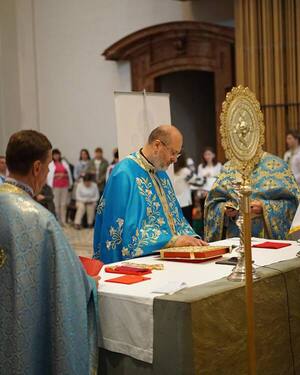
[0,185,17,269]
[289,225,300,234]
[261,202,271,238]
[165,235,179,248]
[0,183,27,195]
[128,152,177,235]
[127,152,154,172]
[148,174,177,235]
[220,203,225,239]
[0,249,7,268]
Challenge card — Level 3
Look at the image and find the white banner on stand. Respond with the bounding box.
[114,91,171,160]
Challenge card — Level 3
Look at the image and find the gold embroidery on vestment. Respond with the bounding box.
[0,249,7,268]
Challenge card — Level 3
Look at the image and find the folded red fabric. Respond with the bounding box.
[105,266,152,276]
[79,256,104,276]
[105,275,151,284]
[252,241,291,249]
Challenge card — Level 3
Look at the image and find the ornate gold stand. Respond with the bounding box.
[228,180,260,282]
[220,86,265,375]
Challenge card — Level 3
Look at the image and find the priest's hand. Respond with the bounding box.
[250,200,263,216]
[174,235,208,247]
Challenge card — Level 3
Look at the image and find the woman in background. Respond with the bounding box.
[74,173,99,229]
[196,147,222,227]
[47,149,73,225]
[197,147,222,198]
[74,148,91,181]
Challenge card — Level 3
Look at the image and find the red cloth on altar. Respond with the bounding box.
[252,241,291,249]
[79,256,103,276]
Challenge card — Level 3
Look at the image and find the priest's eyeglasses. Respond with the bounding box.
[159,140,182,158]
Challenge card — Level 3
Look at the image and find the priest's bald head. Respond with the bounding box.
[143,125,183,171]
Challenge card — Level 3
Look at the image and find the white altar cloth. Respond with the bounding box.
[98,238,300,363]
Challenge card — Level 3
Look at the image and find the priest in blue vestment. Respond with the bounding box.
[94,125,207,264]
[0,130,98,375]
[205,152,300,241]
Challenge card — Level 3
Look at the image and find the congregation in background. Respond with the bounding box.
[1,129,300,238]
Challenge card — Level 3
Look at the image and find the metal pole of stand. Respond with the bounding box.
[142,89,150,138]
[241,184,256,375]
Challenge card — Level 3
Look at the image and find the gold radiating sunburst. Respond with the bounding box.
[220,85,265,178]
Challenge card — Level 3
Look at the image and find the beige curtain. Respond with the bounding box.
[235,0,300,156]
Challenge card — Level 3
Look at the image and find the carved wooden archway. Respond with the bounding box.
[103,21,234,160]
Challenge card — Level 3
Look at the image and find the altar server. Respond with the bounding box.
[0,130,98,375]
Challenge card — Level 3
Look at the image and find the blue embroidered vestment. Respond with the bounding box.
[0,183,98,375]
[205,153,300,241]
[93,152,196,263]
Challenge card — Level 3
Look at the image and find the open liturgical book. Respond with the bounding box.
[159,245,230,262]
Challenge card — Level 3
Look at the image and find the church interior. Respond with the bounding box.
[1,0,300,374]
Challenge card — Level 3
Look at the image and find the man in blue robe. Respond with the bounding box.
[94,125,206,264]
[0,130,98,375]
[205,152,300,241]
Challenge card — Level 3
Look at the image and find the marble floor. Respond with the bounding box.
[63,226,93,257]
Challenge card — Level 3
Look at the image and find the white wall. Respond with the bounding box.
[0,0,233,163]
[29,0,197,164]
[0,0,21,154]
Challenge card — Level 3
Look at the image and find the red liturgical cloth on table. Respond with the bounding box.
[252,241,291,249]
[79,256,104,276]
[105,266,152,276]
[105,275,151,284]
